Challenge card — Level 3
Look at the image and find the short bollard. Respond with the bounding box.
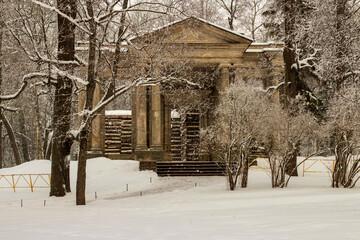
[21,199,23,207]
[140,191,142,196]
[126,184,129,191]
[44,200,46,206]
[95,192,97,199]
[150,177,152,183]
[195,183,197,187]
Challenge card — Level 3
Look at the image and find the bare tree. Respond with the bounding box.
[325,85,360,188]
[215,0,242,30]
[262,104,319,187]
[18,110,31,162]
[47,0,77,196]
[202,80,271,190]
[239,0,266,40]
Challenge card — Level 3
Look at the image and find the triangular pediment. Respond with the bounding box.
[131,17,253,45]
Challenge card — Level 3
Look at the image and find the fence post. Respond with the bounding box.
[302,160,306,177]
[29,175,33,192]
[12,175,16,192]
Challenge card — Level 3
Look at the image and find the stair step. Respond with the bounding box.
[156,161,226,177]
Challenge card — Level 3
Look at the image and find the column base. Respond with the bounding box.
[199,152,210,161]
[134,149,164,162]
[87,148,104,159]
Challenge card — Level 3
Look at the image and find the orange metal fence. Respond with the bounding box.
[0,174,51,192]
[302,159,335,176]
[248,157,337,175]
[248,156,270,169]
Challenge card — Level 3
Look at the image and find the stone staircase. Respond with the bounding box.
[156,161,226,177]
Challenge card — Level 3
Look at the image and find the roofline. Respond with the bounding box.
[130,16,254,43]
[191,16,253,42]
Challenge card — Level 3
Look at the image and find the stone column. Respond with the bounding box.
[163,98,172,161]
[210,65,231,161]
[209,65,230,126]
[150,84,162,149]
[199,113,210,161]
[147,84,164,161]
[135,85,148,151]
[219,66,230,92]
[90,83,105,155]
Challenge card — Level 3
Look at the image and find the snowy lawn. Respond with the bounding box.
[1,158,360,240]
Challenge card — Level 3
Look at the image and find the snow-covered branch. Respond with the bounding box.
[0,72,50,101]
[292,48,319,70]
[31,0,92,35]
[51,66,88,86]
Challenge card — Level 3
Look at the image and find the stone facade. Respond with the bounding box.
[86,17,284,162]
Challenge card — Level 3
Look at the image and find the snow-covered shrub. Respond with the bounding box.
[202,80,271,190]
[262,104,318,188]
[325,85,360,188]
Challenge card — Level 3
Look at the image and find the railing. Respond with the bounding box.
[248,157,337,176]
[0,174,51,192]
[248,156,270,170]
[302,159,335,176]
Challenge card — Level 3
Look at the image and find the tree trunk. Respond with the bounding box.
[50,0,76,197]
[331,1,348,188]
[18,110,31,162]
[285,144,299,177]
[35,95,43,159]
[335,0,347,90]
[241,154,249,188]
[76,0,97,205]
[0,5,3,169]
[112,0,128,80]
[283,0,298,100]
[1,112,21,165]
[43,128,52,160]
[180,111,187,161]
[76,0,129,205]
[283,0,299,176]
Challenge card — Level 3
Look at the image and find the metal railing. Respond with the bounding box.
[248,157,337,176]
[248,156,270,170]
[302,159,335,176]
[0,174,51,192]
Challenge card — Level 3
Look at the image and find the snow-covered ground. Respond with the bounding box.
[1,157,360,240]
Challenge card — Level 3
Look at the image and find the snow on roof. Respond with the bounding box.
[193,17,253,42]
[105,109,183,118]
[105,110,132,116]
[245,49,265,53]
[250,42,283,46]
[130,16,253,43]
[245,48,283,53]
[75,46,128,53]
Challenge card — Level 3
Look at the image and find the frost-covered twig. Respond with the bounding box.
[0,72,50,100]
[31,0,91,35]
